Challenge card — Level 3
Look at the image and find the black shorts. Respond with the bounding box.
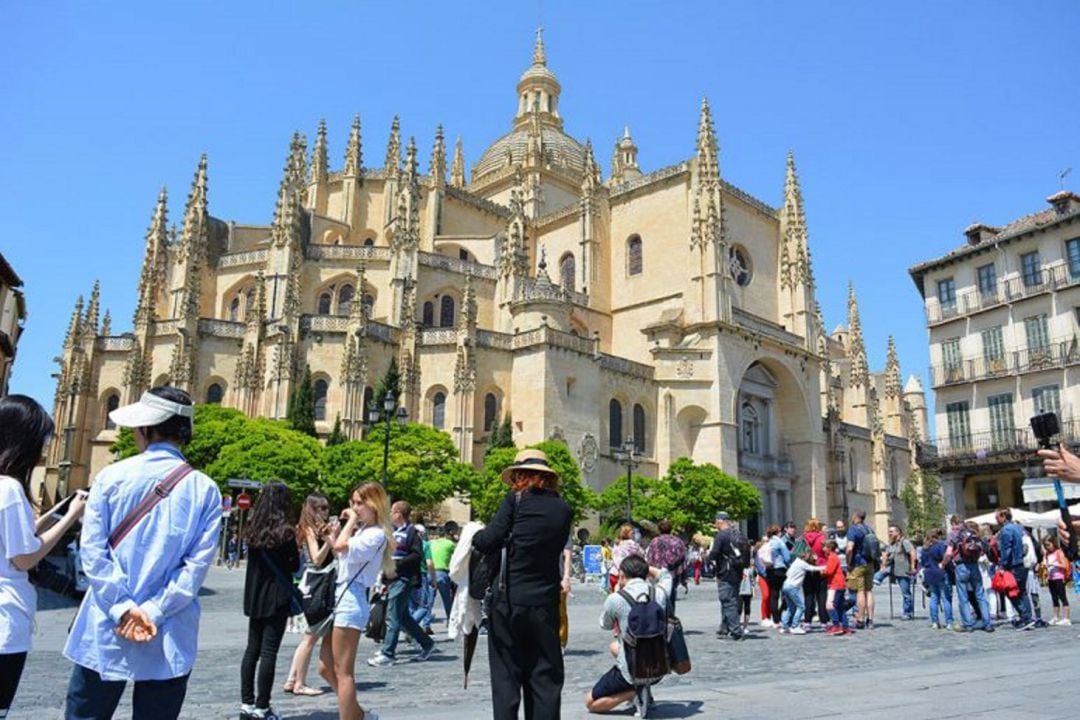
[591,666,634,699]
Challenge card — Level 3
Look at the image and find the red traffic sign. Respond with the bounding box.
[236,492,252,511]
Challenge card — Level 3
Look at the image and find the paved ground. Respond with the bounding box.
[12,567,1077,719]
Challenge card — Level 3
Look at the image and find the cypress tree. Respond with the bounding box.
[287,365,317,437]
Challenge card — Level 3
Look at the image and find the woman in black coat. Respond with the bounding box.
[239,481,300,720]
[473,449,573,720]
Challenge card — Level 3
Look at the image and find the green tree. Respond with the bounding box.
[109,403,249,468]
[326,414,346,446]
[900,469,947,537]
[486,414,515,454]
[594,472,678,533]
[205,417,322,503]
[371,357,402,409]
[287,365,317,437]
[474,440,596,523]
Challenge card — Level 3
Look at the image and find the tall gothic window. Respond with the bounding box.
[206,383,224,404]
[440,296,456,328]
[363,386,374,418]
[633,403,646,454]
[362,293,375,318]
[422,301,435,327]
[432,392,446,430]
[560,252,576,291]
[609,399,623,448]
[245,288,255,319]
[318,292,332,315]
[104,393,120,430]
[627,235,643,276]
[314,379,329,422]
[484,393,498,432]
[229,297,240,322]
[338,285,355,316]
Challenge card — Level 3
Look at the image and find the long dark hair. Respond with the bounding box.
[246,481,295,549]
[297,491,330,542]
[0,395,54,500]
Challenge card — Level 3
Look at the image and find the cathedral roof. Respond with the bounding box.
[471,125,588,182]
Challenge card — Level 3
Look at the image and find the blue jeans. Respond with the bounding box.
[1006,565,1034,624]
[927,579,953,626]
[435,569,456,619]
[66,664,189,720]
[896,575,915,618]
[410,577,435,629]
[954,562,992,629]
[828,588,848,628]
[781,586,805,629]
[382,577,434,658]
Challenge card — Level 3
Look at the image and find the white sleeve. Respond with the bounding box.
[0,483,41,560]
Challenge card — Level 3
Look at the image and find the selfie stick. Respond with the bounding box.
[1053,461,1078,561]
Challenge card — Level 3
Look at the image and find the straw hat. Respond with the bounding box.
[500,448,559,484]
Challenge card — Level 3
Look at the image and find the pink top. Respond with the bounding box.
[609,539,644,576]
[1048,549,1069,581]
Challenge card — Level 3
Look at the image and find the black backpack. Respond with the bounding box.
[861,529,882,567]
[469,493,520,601]
[717,529,752,574]
[958,528,983,562]
[618,586,671,685]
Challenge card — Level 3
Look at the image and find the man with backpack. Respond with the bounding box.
[585,555,671,718]
[884,524,918,620]
[940,518,995,632]
[707,511,748,641]
[844,510,877,629]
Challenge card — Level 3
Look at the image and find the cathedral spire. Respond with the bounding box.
[404,135,419,186]
[344,113,362,177]
[581,139,599,194]
[847,282,869,388]
[884,335,902,400]
[178,154,209,264]
[429,124,446,187]
[311,118,328,184]
[135,187,168,326]
[532,26,546,66]
[64,295,85,349]
[101,309,112,337]
[248,271,266,332]
[384,115,401,176]
[272,137,305,248]
[781,151,814,291]
[695,97,719,188]
[450,137,466,188]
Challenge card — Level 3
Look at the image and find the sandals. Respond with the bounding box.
[292,686,324,697]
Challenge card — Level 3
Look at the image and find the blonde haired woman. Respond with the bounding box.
[318,483,393,720]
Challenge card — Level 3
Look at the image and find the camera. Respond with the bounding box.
[1031,411,1060,449]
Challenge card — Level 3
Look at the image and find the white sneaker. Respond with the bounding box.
[760,618,774,628]
[1059,618,1072,626]
[361,711,380,720]
[1049,617,1060,626]
[789,627,807,635]
[367,653,395,667]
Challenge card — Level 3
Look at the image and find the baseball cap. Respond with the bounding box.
[715,511,731,521]
[109,390,194,428]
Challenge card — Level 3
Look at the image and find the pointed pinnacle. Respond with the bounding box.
[532,27,546,66]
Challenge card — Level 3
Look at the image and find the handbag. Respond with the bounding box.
[990,568,1019,599]
[666,615,691,675]
[365,587,389,641]
[258,550,304,616]
[300,562,338,627]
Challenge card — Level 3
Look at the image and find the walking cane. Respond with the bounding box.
[888,575,894,620]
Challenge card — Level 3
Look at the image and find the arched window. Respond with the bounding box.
[338,284,354,316]
[104,394,120,430]
[432,392,446,430]
[741,402,760,454]
[422,301,435,327]
[317,292,332,315]
[484,393,498,432]
[440,296,456,328]
[313,379,328,421]
[229,297,240,322]
[363,237,375,247]
[560,252,575,291]
[245,288,255,318]
[633,403,646,454]
[206,383,224,404]
[362,293,375,317]
[627,235,643,276]
[459,248,470,261]
[609,399,623,448]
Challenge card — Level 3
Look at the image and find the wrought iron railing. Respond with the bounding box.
[926,263,1079,324]
[930,337,1080,387]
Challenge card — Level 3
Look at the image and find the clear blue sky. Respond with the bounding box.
[3,2,1079,439]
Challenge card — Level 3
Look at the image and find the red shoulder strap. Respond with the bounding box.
[107,463,194,549]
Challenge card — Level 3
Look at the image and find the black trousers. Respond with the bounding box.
[488,601,563,720]
[766,568,787,623]
[0,652,27,714]
[240,613,288,708]
[803,573,828,624]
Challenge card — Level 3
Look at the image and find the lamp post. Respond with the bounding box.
[614,435,640,524]
[367,390,408,485]
[55,346,83,503]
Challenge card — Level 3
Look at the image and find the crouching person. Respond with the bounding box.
[585,555,672,717]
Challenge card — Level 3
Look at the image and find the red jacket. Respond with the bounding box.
[804,530,826,563]
[824,553,845,590]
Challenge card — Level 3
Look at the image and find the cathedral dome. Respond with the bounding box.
[471,125,587,180]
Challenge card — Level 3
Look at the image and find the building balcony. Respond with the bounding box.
[920,419,1080,467]
[929,337,1080,388]
[925,263,1079,326]
[738,451,795,478]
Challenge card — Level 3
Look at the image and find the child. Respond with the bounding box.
[739,559,756,630]
[1044,536,1071,625]
[823,540,852,636]
[780,550,825,634]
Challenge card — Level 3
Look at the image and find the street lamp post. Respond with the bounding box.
[367,390,408,485]
[55,346,83,503]
[615,435,640,524]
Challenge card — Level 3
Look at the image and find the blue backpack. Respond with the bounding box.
[618,586,670,685]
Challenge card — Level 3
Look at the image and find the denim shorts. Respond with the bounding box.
[591,666,634,699]
[333,584,370,630]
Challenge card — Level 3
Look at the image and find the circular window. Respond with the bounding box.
[729,246,752,287]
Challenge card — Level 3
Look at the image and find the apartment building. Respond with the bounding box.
[910,191,1080,518]
[0,252,26,394]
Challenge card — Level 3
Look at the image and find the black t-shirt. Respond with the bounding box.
[244,539,300,618]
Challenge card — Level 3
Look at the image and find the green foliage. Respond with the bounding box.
[372,358,402,409]
[473,440,597,524]
[326,414,346,446]
[487,414,515,453]
[205,418,322,502]
[108,403,248,467]
[110,427,137,460]
[594,457,761,537]
[900,469,947,538]
[287,365,317,437]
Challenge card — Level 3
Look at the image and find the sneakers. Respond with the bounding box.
[1059,618,1072,626]
[760,618,774,628]
[953,626,970,633]
[982,624,995,633]
[843,627,855,635]
[778,627,790,634]
[240,708,280,720]
[417,644,439,661]
[789,627,807,635]
[367,653,395,667]
[360,711,380,720]
[1020,620,1036,631]
[1049,617,1060,626]
[825,626,845,636]
[633,685,654,718]
[929,622,940,630]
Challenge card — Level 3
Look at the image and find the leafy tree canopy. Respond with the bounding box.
[900,469,946,539]
[326,414,346,446]
[205,417,322,502]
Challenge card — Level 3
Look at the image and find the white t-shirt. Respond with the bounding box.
[338,526,388,590]
[0,475,42,653]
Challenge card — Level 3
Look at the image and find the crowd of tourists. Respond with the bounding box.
[6,387,1080,720]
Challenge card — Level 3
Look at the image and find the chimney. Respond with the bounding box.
[1047,191,1080,216]
[963,223,999,246]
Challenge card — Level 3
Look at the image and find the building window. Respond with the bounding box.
[741,402,760,454]
[432,391,446,430]
[1033,384,1061,416]
[104,394,120,430]
[975,480,999,510]
[988,393,1015,449]
[205,383,224,404]
[317,292,332,315]
[981,326,1005,371]
[362,293,375,317]
[440,296,455,328]
[890,455,900,497]
[363,237,375,247]
[937,278,956,310]
[338,285,354,316]
[560,252,575,292]
[609,399,623,448]
[313,379,328,422]
[633,404,646,454]
[942,338,963,381]
[977,263,997,298]
[229,297,241,322]
[363,386,374,417]
[848,452,857,492]
[1021,251,1042,287]
[483,393,498,432]
[729,246,752,287]
[422,301,435,327]
[1068,238,1080,279]
[627,235,643,276]
[1024,314,1050,354]
[459,248,469,261]
[946,401,971,449]
[245,288,255,319]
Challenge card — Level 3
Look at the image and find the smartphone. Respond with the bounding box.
[49,489,89,520]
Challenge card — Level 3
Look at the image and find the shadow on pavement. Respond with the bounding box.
[650,700,705,718]
[563,648,602,657]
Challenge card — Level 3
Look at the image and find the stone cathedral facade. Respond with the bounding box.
[42,32,927,534]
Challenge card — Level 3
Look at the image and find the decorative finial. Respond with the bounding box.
[539,244,547,271]
[532,27,546,66]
